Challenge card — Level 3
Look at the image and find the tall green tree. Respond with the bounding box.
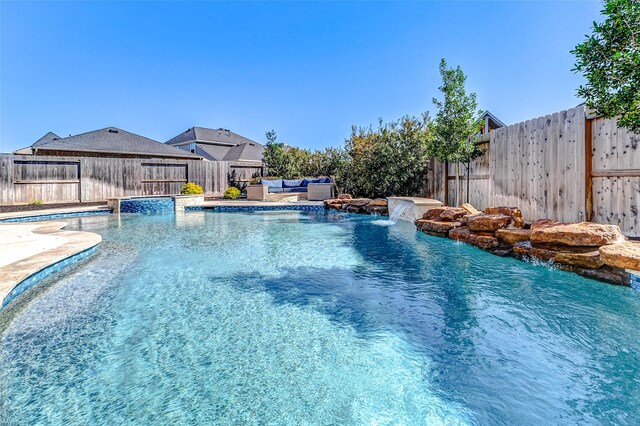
[430,58,481,206]
[572,0,640,133]
[262,130,288,177]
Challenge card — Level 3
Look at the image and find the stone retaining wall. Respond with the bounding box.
[323,195,388,216]
[416,204,640,286]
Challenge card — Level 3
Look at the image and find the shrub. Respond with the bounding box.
[227,170,248,194]
[343,115,432,198]
[30,200,43,205]
[180,182,203,195]
[224,187,241,199]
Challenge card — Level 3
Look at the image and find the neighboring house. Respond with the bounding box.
[480,110,506,136]
[14,127,203,160]
[165,127,264,162]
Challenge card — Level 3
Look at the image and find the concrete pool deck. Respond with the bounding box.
[0,204,111,221]
[0,221,102,307]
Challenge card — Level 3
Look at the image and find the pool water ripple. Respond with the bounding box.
[1,211,640,425]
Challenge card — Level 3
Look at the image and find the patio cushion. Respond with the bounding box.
[267,187,284,193]
[283,187,308,193]
[301,178,321,187]
[283,179,304,188]
[318,177,332,184]
[261,179,283,189]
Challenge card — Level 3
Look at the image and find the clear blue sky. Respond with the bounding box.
[0,0,602,153]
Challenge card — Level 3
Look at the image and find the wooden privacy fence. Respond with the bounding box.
[424,105,640,236]
[0,154,263,204]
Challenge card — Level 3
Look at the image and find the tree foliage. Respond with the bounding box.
[261,130,348,181]
[572,0,640,133]
[343,114,432,198]
[262,130,289,177]
[430,58,481,164]
[260,58,483,200]
[430,58,482,205]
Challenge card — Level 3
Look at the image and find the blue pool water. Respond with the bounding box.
[1,211,640,424]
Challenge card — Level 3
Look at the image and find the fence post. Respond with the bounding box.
[444,161,449,206]
[585,116,593,222]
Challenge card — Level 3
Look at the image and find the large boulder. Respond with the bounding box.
[324,199,348,210]
[600,242,640,270]
[449,227,499,250]
[495,228,531,246]
[440,207,468,221]
[485,206,525,228]
[530,222,625,247]
[369,198,388,207]
[513,241,603,269]
[423,207,447,219]
[347,198,372,207]
[416,219,462,235]
[567,266,630,286]
[366,205,388,215]
[337,194,352,200]
[467,214,512,232]
[459,203,480,215]
[530,219,561,230]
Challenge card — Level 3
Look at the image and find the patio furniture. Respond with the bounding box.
[246,178,334,201]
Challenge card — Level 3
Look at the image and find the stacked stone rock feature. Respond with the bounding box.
[449,227,500,250]
[457,211,516,255]
[412,203,640,286]
[511,220,630,285]
[599,242,640,270]
[323,197,388,216]
[414,206,471,238]
[484,206,525,228]
[325,197,640,287]
[495,229,531,246]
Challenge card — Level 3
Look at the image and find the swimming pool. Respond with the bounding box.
[1,210,639,424]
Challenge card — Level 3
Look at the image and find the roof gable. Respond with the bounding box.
[481,110,506,129]
[166,126,263,148]
[223,142,264,162]
[33,131,60,147]
[34,127,202,159]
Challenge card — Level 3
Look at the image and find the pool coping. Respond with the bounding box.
[0,205,112,222]
[0,221,102,309]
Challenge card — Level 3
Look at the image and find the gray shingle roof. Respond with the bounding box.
[165,126,264,162]
[222,142,264,162]
[14,131,61,154]
[31,127,202,159]
[194,144,234,161]
[33,132,60,146]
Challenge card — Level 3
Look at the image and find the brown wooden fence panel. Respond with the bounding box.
[425,106,588,225]
[0,154,237,204]
[444,140,490,210]
[591,116,640,235]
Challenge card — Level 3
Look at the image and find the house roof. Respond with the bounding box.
[482,110,506,129]
[166,127,260,147]
[14,131,61,154]
[33,132,60,146]
[166,126,264,162]
[195,143,234,161]
[222,141,264,162]
[23,127,202,159]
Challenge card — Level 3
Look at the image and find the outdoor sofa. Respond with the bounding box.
[246,178,334,201]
